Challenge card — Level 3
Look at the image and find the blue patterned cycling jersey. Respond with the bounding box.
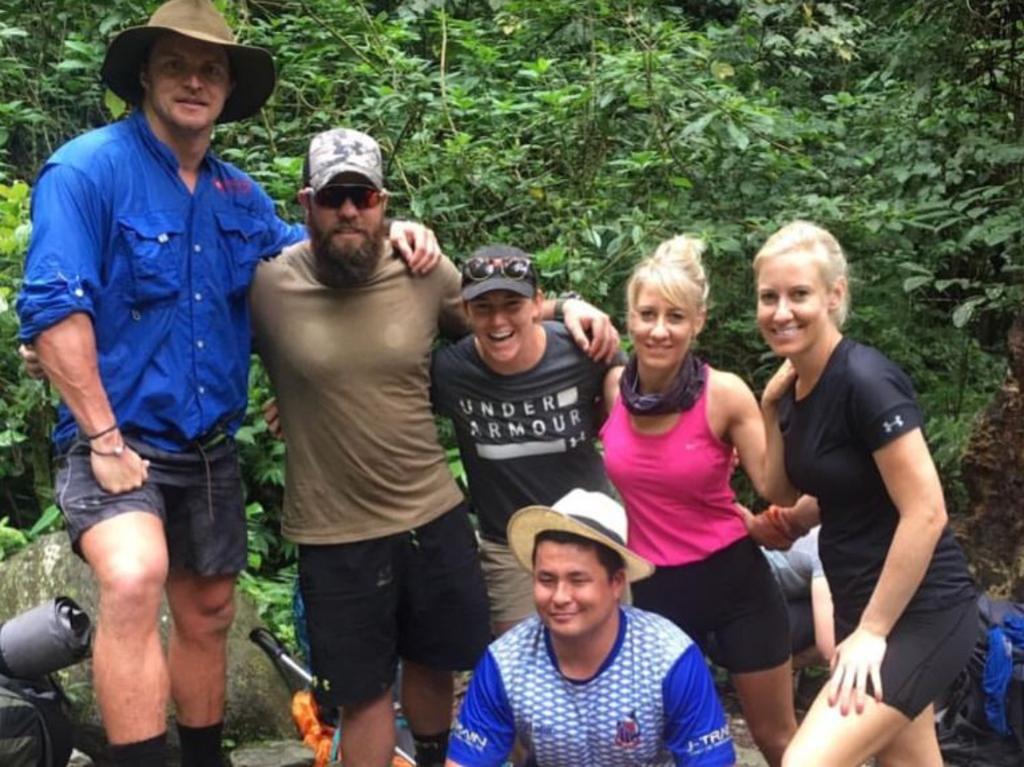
[449,606,734,767]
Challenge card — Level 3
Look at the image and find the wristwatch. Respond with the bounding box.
[554,291,583,321]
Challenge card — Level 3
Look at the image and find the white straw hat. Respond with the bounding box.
[507,489,655,583]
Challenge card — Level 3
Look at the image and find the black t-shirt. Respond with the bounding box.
[777,338,974,621]
[431,322,618,542]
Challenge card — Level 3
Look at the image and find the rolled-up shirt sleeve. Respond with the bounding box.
[17,163,106,342]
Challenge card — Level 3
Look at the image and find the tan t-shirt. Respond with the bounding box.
[250,241,468,544]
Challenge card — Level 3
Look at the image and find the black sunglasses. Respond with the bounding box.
[462,256,535,282]
[312,185,383,210]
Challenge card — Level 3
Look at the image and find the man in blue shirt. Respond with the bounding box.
[446,490,736,767]
[16,2,437,765]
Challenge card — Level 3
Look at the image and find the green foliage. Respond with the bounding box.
[237,565,298,647]
[0,504,61,560]
[0,516,27,560]
[0,179,54,527]
[0,1,1019,595]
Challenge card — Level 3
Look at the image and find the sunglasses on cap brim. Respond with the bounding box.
[311,185,383,210]
[462,256,535,282]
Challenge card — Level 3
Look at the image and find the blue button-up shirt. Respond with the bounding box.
[18,110,306,451]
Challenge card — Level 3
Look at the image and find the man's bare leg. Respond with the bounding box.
[166,570,236,726]
[80,512,170,744]
[340,691,397,767]
[402,660,454,767]
[165,570,237,765]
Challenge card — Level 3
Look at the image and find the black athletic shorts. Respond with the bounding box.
[835,595,978,719]
[631,536,791,673]
[54,436,247,576]
[298,502,491,710]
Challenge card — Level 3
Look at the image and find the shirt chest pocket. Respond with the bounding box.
[117,213,184,307]
[215,211,268,296]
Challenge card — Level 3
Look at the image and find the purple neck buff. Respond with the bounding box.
[619,352,706,415]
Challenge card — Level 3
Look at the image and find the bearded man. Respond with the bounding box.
[250,127,620,767]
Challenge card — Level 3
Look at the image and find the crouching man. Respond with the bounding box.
[446,490,736,767]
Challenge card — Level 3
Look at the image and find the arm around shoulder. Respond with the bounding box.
[545,296,620,363]
[389,218,442,274]
[758,361,800,505]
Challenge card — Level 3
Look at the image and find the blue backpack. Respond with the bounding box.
[937,595,1024,766]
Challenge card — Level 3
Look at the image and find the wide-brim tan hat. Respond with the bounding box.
[101,0,275,123]
[508,489,655,583]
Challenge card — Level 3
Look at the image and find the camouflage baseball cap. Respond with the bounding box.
[305,128,384,192]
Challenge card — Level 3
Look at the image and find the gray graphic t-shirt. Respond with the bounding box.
[431,322,618,542]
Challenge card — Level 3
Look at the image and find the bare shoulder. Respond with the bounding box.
[706,368,760,436]
[707,367,757,406]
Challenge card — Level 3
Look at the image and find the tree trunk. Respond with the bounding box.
[961,309,1024,599]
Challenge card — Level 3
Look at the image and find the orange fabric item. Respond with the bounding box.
[290,689,417,766]
[291,690,334,767]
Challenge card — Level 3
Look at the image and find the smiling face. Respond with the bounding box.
[755,250,845,360]
[141,32,232,141]
[628,283,705,388]
[465,289,546,374]
[533,540,624,646]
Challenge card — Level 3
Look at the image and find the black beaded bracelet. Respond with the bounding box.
[83,423,118,441]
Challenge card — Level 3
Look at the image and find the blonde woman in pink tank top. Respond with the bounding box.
[599,235,797,767]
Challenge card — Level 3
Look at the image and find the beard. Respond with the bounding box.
[309,219,387,288]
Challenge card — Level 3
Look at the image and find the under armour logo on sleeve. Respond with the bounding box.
[882,415,905,434]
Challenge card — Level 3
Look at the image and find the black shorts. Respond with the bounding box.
[298,503,491,710]
[54,437,247,576]
[835,596,978,719]
[631,536,791,673]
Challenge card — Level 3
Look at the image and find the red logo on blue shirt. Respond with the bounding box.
[213,178,252,195]
[615,710,641,748]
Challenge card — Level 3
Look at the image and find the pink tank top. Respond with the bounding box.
[600,372,747,566]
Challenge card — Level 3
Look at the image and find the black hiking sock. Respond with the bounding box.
[177,721,226,767]
[109,732,167,767]
[412,728,450,767]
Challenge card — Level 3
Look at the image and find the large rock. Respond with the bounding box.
[0,533,296,759]
[229,741,314,767]
[961,310,1024,599]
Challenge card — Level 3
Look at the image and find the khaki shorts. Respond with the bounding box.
[478,536,536,629]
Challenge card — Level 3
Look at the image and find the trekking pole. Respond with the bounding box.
[248,627,313,691]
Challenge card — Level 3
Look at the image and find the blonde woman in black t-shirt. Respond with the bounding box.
[753,221,975,767]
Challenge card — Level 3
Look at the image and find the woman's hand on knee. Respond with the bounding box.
[827,626,886,716]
